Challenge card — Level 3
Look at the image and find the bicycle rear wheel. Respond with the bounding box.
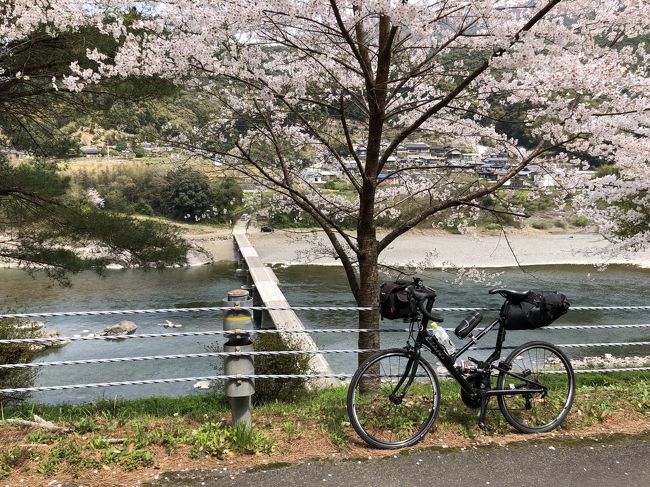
[497,341,575,433]
[347,348,440,449]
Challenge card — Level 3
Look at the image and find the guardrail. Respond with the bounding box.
[1,305,649,397]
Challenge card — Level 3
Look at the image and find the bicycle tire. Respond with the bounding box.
[347,348,440,449]
[497,341,575,433]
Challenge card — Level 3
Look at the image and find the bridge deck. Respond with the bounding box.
[232,220,338,386]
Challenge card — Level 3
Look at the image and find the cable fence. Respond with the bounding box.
[1,305,649,398]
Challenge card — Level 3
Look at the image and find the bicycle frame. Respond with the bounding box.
[404,301,547,428]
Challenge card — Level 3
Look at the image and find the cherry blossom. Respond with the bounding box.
[4,1,649,352]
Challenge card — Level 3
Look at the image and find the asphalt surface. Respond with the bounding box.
[145,435,650,487]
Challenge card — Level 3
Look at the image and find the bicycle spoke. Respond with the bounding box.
[498,342,575,433]
[347,349,440,449]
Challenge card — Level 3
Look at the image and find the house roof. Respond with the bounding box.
[404,142,430,149]
[377,173,398,180]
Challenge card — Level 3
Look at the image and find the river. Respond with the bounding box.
[1,263,649,404]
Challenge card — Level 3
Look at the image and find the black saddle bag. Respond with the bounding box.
[379,280,415,320]
[501,291,570,330]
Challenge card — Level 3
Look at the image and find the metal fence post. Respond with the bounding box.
[223,289,255,427]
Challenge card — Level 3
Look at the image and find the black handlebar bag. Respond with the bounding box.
[379,280,416,320]
[501,291,570,330]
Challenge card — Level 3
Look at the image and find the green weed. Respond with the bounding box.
[190,422,231,459]
[101,446,155,471]
[37,457,58,476]
[230,422,275,454]
[26,430,58,444]
[146,421,191,453]
[0,447,32,473]
[280,421,301,439]
[73,416,100,434]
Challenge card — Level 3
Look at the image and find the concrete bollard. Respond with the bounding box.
[223,289,255,427]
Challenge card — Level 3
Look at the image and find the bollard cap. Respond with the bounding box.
[223,289,253,307]
[228,289,250,300]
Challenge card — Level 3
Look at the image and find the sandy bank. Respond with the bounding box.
[244,227,650,269]
[4,225,647,271]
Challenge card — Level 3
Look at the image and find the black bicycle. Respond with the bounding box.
[347,278,575,449]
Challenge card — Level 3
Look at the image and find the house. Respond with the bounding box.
[517,165,539,178]
[302,169,322,184]
[460,152,481,165]
[80,145,101,157]
[430,145,447,156]
[482,154,510,166]
[539,174,556,187]
[446,149,464,163]
[384,155,398,167]
[377,173,400,186]
[302,168,339,185]
[403,142,431,157]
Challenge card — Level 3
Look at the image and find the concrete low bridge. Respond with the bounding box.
[232,219,339,387]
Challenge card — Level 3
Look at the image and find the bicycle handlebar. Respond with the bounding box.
[416,299,444,323]
[403,279,444,323]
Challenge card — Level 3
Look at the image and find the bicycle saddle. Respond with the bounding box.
[489,288,531,303]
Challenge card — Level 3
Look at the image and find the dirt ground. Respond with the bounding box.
[2,411,648,487]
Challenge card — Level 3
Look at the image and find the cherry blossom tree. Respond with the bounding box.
[169,0,648,358]
[5,2,649,356]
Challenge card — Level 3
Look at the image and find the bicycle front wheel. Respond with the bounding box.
[347,348,440,449]
[497,341,575,433]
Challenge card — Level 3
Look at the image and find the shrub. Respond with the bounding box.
[595,164,620,178]
[253,333,311,404]
[162,167,216,221]
[531,220,548,230]
[523,193,554,212]
[71,163,166,215]
[132,144,146,158]
[553,219,567,229]
[268,208,317,228]
[572,215,591,227]
[211,177,244,224]
[442,224,461,234]
[0,318,40,405]
[479,195,496,208]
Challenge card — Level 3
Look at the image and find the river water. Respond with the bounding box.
[1,263,649,404]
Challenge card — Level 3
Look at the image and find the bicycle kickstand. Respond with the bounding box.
[478,393,493,432]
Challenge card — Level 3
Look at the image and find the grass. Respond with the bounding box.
[0,372,648,482]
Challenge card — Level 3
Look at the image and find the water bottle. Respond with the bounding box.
[427,322,456,355]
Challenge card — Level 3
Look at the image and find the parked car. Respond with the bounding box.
[240,213,250,221]
[260,226,274,233]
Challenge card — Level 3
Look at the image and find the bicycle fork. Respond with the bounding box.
[389,348,421,405]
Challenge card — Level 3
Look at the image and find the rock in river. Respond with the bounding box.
[99,320,137,336]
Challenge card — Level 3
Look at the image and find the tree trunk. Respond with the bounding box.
[357,209,380,367]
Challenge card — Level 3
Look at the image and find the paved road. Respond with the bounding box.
[146,435,649,487]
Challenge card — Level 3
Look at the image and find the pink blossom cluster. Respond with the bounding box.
[3,1,649,257]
